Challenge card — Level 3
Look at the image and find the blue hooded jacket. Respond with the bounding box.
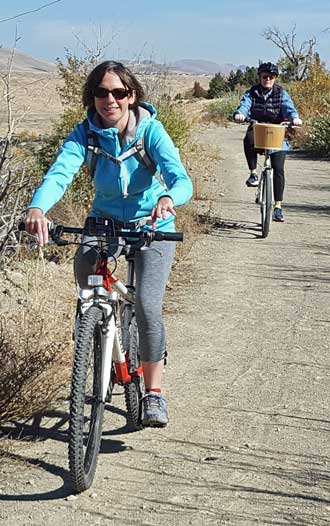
[29,102,193,231]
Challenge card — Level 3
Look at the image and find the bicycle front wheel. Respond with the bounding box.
[69,305,105,493]
[124,315,145,430]
[260,168,272,238]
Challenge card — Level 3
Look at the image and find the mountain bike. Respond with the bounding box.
[19,218,182,493]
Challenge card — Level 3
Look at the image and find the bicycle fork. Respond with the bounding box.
[255,155,273,205]
[77,286,132,403]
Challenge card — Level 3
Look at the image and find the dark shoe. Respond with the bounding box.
[273,207,284,222]
[142,392,168,427]
[246,173,258,187]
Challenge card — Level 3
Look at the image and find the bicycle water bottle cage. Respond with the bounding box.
[84,217,116,237]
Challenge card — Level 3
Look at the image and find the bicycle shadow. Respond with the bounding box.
[0,396,138,442]
[0,400,138,500]
[199,214,262,239]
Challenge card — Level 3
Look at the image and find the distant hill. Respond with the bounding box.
[171,59,248,75]
[0,48,56,73]
[0,48,247,76]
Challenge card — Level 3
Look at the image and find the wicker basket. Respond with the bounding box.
[253,123,285,150]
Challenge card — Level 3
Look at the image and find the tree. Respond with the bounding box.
[192,81,208,98]
[243,66,258,86]
[208,73,229,98]
[261,25,317,81]
[227,69,245,91]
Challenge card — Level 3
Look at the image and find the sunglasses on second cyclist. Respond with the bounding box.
[261,75,275,80]
[93,87,131,100]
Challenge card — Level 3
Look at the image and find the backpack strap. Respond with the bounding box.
[84,119,99,179]
[134,135,157,173]
[131,135,168,191]
[84,119,121,178]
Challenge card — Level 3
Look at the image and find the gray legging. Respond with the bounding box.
[74,238,176,363]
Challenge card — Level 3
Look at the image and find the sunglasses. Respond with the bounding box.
[261,75,275,80]
[93,87,130,100]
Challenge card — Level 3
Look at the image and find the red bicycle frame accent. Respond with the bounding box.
[95,253,141,385]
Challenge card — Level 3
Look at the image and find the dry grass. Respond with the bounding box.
[0,259,75,426]
[290,62,330,121]
[288,62,330,150]
[172,132,222,261]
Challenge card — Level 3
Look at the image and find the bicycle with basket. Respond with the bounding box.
[250,120,290,238]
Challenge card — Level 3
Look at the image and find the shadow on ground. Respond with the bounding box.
[198,213,262,239]
[0,399,136,500]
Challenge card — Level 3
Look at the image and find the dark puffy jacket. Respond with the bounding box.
[249,84,284,123]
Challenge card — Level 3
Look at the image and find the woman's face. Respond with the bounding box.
[94,71,136,131]
[260,73,276,90]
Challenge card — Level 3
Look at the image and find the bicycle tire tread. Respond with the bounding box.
[69,305,104,493]
[124,316,144,430]
[261,168,272,238]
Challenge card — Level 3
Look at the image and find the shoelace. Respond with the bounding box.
[143,394,162,411]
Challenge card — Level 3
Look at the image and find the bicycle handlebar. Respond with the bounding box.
[240,118,299,129]
[18,221,184,244]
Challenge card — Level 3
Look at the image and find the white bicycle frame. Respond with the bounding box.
[77,265,135,403]
[255,150,274,205]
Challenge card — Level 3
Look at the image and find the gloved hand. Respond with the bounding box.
[234,112,246,123]
[292,117,302,126]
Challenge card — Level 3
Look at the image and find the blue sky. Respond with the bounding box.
[1,0,329,67]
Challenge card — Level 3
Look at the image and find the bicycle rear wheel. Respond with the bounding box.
[69,305,105,493]
[124,315,145,430]
[260,168,272,238]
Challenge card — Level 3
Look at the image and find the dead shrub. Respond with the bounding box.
[0,260,75,425]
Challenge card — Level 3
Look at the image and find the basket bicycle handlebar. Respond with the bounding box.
[243,118,297,128]
[18,221,184,244]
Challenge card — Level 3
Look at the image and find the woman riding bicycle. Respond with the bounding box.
[25,60,193,427]
[234,62,302,222]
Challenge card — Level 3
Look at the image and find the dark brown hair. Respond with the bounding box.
[82,60,145,111]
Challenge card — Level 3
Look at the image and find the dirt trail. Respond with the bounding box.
[1,123,330,526]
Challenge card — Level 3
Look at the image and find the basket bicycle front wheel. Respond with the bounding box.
[69,305,105,493]
[260,168,272,238]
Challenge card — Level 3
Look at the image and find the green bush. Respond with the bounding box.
[205,93,241,125]
[303,111,330,156]
[155,98,192,151]
[35,106,93,210]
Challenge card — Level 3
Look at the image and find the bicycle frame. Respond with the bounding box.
[77,250,137,403]
[254,150,274,238]
[255,151,273,204]
[19,219,182,407]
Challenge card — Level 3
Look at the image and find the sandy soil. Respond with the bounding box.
[1,123,330,525]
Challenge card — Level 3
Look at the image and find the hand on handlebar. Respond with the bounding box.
[292,117,302,126]
[234,112,246,123]
[25,208,50,247]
